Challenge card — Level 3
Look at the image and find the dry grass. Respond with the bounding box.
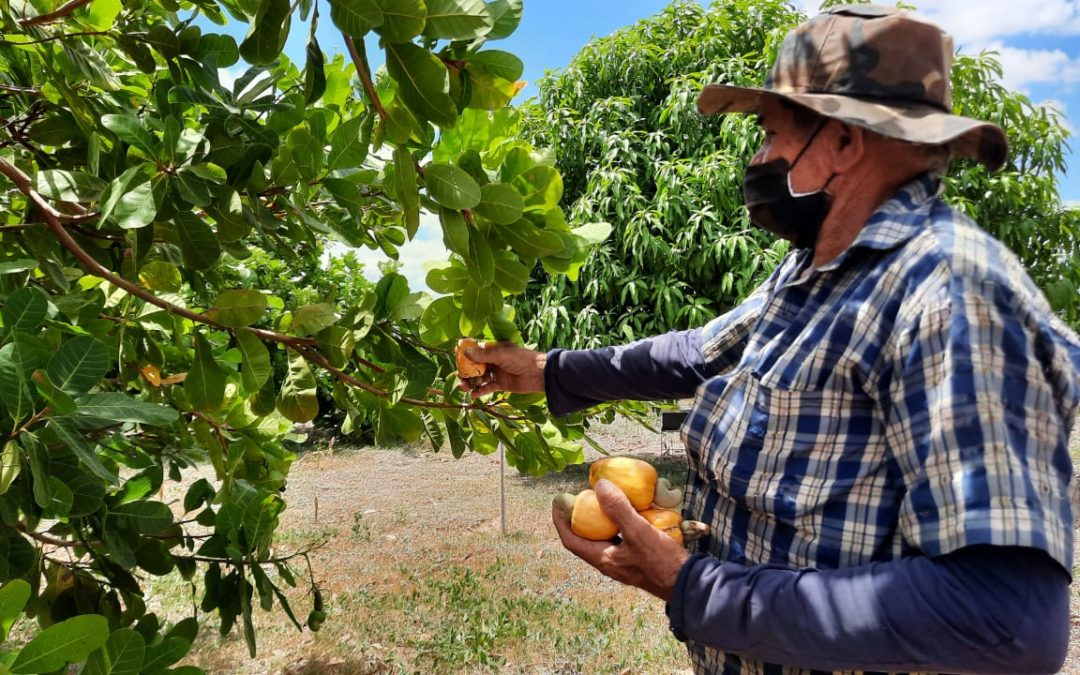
[147,420,692,674]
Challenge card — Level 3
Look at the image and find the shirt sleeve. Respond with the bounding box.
[544,329,708,417]
[666,545,1069,673]
[544,278,772,417]
[880,281,1077,571]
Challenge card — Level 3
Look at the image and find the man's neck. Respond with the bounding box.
[811,171,912,267]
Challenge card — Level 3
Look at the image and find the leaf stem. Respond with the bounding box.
[18,0,95,26]
[343,34,389,125]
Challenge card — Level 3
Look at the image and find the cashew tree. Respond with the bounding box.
[0,0,616,671]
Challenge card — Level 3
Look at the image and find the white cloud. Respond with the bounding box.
[218,65,246,92]
[913,0,1080,45]
[325,211,448,293]
[795,0,1080,44]
[976,41,1080,90]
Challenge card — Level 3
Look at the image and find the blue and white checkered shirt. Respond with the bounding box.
[680,174,1080,675]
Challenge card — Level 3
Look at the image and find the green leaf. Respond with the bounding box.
[75,393,180,426]
[291,303,339,336]
[195,34,240,68]
[2,287,49,333]
[100,114,160,156]
[304,33,327,105]
[31,370,76,415]
[236,330,272,393]
[572,221,613,245]
[439,207,470,255]
[0,259,37,275]
[0,347,34,425]
[512,165,563,211]
[329,0,383,35]
[33,169,106,202]
[174,213,221,270]
[240,0,292,66]
[425,163,481,210]
[0,579,30,642]
[49,418,119,486]
[459,281,493,333]
[328,114,372,170]
[374,0,427,42]
[85,0,121,30]
[0,440,20,497]
[206,290,268,328]
[467,50,523,81]
[111,174,157,230]
[423,0,493,40]
[496,218,565,257]
[316,325,355,368]
[485,0,522,40]
[493,251,529,294]
[425,265,470,294]
[10,615,109,673]
[107,501,173,535]
[467,234,495,287]
[83,627,146,675]
[186,333,226,412]
[46,335,110,395]
[138,261,182,292]
[385,42,457,128]
[277,354,318,422]
[393,146,421,224]
[474,182,523,224]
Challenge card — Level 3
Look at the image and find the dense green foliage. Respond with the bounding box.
[516,0,1080,350]
[0,0,619,671]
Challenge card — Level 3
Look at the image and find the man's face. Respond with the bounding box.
[752,98,831,194]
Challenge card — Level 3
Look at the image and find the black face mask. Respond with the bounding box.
[742,122,836,250]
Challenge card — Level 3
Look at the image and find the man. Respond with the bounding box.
[464,6,1080,674]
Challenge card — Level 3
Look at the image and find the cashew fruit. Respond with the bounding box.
[455,338,487,379]
[554,489,710,544]
[588,456,657,511]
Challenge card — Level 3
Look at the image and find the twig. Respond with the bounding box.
[343,34,388,124]
[2,30,110,45]
[0,84,43,96]
[19,0,95,26]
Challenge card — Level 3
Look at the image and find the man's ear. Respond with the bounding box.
[831,122,864,173]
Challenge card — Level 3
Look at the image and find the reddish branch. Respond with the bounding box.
[343,34,388,124]
[0,157,523,421]
[19,0,95,26]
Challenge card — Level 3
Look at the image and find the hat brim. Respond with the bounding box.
[697,84,1008,171]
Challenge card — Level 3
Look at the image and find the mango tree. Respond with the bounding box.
[515,0,1079,350]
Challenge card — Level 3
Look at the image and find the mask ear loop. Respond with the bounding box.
[786,117,834,198]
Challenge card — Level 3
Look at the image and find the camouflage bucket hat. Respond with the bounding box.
[697,4,1008,170]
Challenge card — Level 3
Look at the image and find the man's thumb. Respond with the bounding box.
[594,479,639,525]
[465,341,510,363]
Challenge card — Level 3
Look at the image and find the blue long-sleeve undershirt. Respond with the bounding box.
[542,330,1070,673]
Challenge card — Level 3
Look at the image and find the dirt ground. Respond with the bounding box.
[157,419,1080,674]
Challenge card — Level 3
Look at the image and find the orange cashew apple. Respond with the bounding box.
[588,456,683,511]
[455,338,487,380]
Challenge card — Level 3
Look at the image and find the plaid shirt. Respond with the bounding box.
[680,174,1080,675]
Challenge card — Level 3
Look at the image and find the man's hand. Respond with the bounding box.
[458,341,547,398]
[552,479,689,601]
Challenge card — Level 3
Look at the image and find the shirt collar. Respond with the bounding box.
[816,171,943,273]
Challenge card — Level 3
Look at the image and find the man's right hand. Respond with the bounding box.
[459,341,547,398]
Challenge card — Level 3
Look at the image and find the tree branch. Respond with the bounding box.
[3,30,110,45]
[0,157,520,421]
[343,34,388,125]
[19,0,95,26]
[0,84,43,96]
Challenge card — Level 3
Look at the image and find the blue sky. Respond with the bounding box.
[203,1,1080,285]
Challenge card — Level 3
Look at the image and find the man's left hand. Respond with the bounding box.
[552,478,690,601]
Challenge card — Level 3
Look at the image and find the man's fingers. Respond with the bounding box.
[464,341,509,364]
[595,479,650,535]
[552,502,614,562]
